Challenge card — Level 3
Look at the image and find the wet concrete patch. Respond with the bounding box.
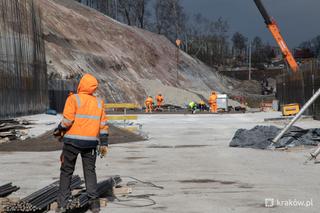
[174,145,210,148]
[238,183,255,189]
[179,179,237,185]
[147,145,210,149]
[126,157,148,160]
[152,206,168,210]
[147,145,173,149]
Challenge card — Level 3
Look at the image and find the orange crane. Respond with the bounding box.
[253,1,320,162]
[253,0,299,72]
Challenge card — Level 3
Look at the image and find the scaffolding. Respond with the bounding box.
[0,0,47,118]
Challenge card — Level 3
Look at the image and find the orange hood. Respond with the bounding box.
[77,74,98,95]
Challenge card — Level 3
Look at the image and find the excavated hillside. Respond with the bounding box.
[37,0,242,106]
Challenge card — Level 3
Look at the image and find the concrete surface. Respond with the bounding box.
[1,112,320,213]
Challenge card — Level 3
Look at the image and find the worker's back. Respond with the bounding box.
[209,93,217,104]
[145,97,153,105]
[156,95,164,102]
[63,74,106,148]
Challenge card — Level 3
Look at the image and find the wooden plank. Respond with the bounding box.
[100,198,108,207]
[113,186,132,195]
[108,115,138,121]
[105,103,139,109]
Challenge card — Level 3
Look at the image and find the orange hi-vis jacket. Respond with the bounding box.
[156,95,164,105]
[209,93,217,104]
[61,74,108,148]
[145,97,153,106]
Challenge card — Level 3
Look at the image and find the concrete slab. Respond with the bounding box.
[1,112,320,213]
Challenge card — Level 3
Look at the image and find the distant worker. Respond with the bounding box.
[145,96,154,113]
[156,94,164,108]
[198,100,207,111]
[53,74,109,213]
[209,91,218,113]
[189,101,197,114]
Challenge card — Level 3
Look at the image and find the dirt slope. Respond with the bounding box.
[37,0,237,106]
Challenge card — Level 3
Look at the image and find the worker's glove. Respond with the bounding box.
[99,146,108,158]
[53,124,67,142]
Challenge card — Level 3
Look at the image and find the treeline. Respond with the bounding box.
[75,0,276,68]
[299,36,320,58]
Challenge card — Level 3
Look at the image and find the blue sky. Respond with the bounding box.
[182,0,320,47]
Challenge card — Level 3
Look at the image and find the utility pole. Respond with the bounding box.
[248,41,252,81]
[176,39,181,86]
[114,0,118,20]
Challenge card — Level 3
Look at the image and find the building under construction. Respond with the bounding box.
[0,0,47,118]
[276,61,320,118]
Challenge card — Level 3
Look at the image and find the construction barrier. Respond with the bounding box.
[106,103,139,131]
[105,103,139,109]
[107,115,138,121]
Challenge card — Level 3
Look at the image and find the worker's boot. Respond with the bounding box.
[89,199,100,213]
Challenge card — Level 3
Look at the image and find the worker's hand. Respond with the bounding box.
[99,146,108,158]
[53,124,66,142]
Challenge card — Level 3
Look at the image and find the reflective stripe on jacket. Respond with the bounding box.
[61,74,108,148]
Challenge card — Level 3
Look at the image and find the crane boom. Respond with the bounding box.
[253,0,298,72]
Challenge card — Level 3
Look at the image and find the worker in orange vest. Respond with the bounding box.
[209,91,218,113]
[145,96,154,113]
[53,74,108,213]
[156,94,164,108]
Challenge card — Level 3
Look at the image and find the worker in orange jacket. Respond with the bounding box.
[209,91,218,113]
[53,74,108,213]
[156,94,164,108]
[145,96,154,113]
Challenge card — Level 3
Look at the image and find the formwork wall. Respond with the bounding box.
[276,61,320,117]
[0,0,48,118]
[48,80,78,113]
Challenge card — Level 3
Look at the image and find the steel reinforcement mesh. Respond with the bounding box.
[0,0,48,118]
[276,61,320,117]
[48,79,78,113]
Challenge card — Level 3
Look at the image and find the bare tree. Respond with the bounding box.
[154,0,186,40]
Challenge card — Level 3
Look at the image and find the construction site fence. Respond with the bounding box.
[48,79,78,113]
[220,69,284,81]
[276,60,320,118]
[0,0,47,118]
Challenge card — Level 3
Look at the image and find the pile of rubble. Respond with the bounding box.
[229,125,320,149]
[0,119,31,144]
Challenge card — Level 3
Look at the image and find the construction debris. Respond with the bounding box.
[4,176,82,212]
[0,183,19,198]
[0,119,32,143]
[229,125,320,149]
[67,176,122,210]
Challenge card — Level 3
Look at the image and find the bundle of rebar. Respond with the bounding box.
[4,176,82,212]
[67,175,122,210]
[0,183,20,197]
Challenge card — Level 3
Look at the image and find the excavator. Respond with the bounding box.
[253,0,299,72]
[253,0,320,163]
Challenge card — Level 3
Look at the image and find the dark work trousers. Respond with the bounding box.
[57,143,99,208]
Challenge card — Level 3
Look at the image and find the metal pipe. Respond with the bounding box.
[273,87,320,144]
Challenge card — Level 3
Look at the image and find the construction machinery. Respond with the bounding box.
[253,0,320,162]
[253,0,299,72]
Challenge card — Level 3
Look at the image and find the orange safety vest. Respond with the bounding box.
[61,74,108,144]
[208,94,217,104]
[156,95,164,103]
[145,97,153,106]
